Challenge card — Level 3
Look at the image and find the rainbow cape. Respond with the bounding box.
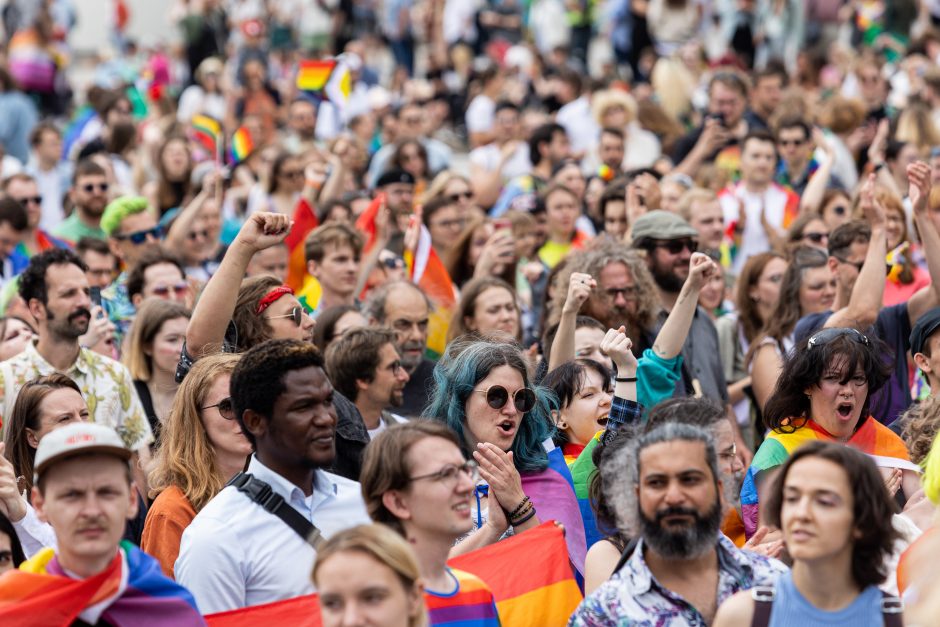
[285,197,320,294]
[449,522,583,627]
[404,222,457,359]
[0,541,203,626]
[740,417,916,538]
[229,126,254,164]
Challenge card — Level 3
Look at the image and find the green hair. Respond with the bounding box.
[101,196,151,237]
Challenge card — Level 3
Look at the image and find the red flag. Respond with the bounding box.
[353,194,385,254]
[284,197,320,292]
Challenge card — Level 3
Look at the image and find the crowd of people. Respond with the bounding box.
[2,0,940,625]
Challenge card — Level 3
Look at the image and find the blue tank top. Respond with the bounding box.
[768,571,884,627]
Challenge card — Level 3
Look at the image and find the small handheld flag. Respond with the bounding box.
[190,115,222,156]
[297,60,335,93]
[229,126,255,165]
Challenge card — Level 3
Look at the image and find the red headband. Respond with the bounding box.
[255,285,294,315]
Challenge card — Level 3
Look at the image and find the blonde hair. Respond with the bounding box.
[677,187,717,222]
[313,524,428,627]
[123,299,191,381]
[148,353,242,510]
[591,89,638,126]
[421,170,471,206]
[650,57,696,120]
[896,99,940,152]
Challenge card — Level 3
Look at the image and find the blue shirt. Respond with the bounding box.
[768,571,885,627]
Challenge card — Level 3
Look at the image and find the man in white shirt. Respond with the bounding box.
[718,130,800,274]
[469,101,531,208]
[325,327,409,440]
[175,339,370,614]
[554,68,597,160]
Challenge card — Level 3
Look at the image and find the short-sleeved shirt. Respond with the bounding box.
[425,568,501,626]
[51,212,106,243]
[0,341,152,451]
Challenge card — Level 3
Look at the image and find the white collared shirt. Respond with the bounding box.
[175,455,370,614]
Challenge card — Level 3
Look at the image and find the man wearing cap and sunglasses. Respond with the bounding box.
[0,422,203,625]
[631,210,752,467]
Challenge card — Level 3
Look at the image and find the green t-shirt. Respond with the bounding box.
[52,213,105,243]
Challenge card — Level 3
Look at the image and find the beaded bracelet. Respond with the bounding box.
[510,501,534,524]
[508,496,531,519]
[512,508,537,526]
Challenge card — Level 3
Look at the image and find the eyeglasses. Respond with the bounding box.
[652,239,698,254]
[802,232,829,244]
[188,229,211,241]
[81,183,109,194]
[604,286,638,301]
[386,360,404,374]
[151,282,189,297]
[806,327,870,350]
[409,460,479,486]
[17,196,42,206]
[201,396,235,420]
[264,306,306,327]
[447,191,473,203]
[114,225,163,244]
[778,138,805,147]
[381,256,405,270]
[473,385,536,413]
[834,256,864,272]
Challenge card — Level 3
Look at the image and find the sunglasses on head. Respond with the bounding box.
[201,397,234,420]
[264,306,306,327]
[473,385,536,413]
[115,225,163,244]
[82,183,109,194]
[653,239,698,254]
[151,282,189,297]
[806,327,870,350]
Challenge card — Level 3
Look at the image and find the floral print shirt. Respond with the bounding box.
[0,341,152,451]
[568,534,786,626]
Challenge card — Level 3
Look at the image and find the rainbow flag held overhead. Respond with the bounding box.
[190,114,222,157]
[740,416,918,539]
[228,126,254,165]
[0,541,203,626]
[296,59,335,93]
[450,521,583,627]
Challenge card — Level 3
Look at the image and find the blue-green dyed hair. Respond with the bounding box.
[424,337,555,472]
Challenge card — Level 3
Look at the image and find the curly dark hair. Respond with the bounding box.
[763,329,892,433]
[230,339,326,448]
[18,248,87,306]
[764,441,899,589]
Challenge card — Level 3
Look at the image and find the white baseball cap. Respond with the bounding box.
[34,423,131,482]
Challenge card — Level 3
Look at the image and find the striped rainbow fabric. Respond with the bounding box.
[425,568,500,626]
[567,432,604,549]
[740,416,916,538]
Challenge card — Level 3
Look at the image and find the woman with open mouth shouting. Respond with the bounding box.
[740,327,922,540]
[426,339,588,577]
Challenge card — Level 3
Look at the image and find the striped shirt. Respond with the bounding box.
[425,568,500,626]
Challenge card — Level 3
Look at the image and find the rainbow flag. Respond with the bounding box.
[450,522,583,626]
[229,126,254,164]
[191,114,222,157]
[206,595,321,626]
[285,197,320,293]
[567,432,604,549]
[404,222,456,359]
[353,193,385,254]
[297,60,335,93]
[741,416,917,539]
[0,541,202,626]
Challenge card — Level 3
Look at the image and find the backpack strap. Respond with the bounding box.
[613,537,640,574]
[880,591,903,627]
[228,472,324,549]
[749,586,775,627]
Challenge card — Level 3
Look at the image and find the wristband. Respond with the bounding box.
[615,376,637,382]
[305,179,323,190]
[512,508,537,526]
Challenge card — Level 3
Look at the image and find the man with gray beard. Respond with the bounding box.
[569,423,785,627]
[364,280,435,418]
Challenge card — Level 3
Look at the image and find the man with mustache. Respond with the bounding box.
[324,328,410,440]
[0,248,152,494]
[631,211,753,466]
[569,423,785,626]
[175,339,369,613]
[364,280,435,418]
[0,423,203,625]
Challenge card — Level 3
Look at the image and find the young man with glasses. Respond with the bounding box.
[773,116,843,197]
[52,159,111,243]
[2,173,70,257]
[360,421,500,626]
[176,339,370,613]
[325,328,410,439]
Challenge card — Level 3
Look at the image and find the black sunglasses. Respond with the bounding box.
[802,232,829,243]
[473,385,536,413]
[806,327,870,350]
[82,183,109,193]
[201,397,234,420]
[17,196,42,206]
[653,239,698,254]
[264,306,305,327]
[447,191,473,203]
[114,225,164,244]
[834,256,864,272]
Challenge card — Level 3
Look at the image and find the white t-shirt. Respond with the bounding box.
[469,142,532,182]
[465,94,496,134]
[719,182,794,274]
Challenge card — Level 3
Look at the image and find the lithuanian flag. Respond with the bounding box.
[190,114,221,156]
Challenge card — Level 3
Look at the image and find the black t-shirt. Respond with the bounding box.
[399,358,437,418]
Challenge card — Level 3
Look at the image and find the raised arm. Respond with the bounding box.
[825,173,886,330]
[185,212,292,358]
[904,162,940,322]
[165,171,221,251]
[800,128,837,213]
[547,271,596,371]
[652,252,718,359]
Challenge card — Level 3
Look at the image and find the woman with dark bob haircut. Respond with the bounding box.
[740,327,920,539]
[715,441,901,626]
[425,338,587,575]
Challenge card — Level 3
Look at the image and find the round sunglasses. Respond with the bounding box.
[264,306,306,327]
[473,385,536,413]
[201,396,234,420]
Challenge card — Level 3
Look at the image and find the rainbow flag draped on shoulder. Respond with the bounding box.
[741,416,917,538]
[0,541,204,626]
